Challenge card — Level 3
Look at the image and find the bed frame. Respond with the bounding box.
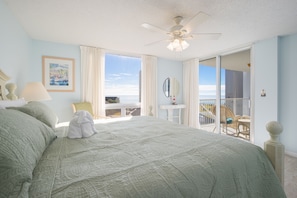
[0,69,285,186]
[0,69,10,100]
[265,121,285,186]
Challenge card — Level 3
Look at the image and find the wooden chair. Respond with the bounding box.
[211,105,241,135]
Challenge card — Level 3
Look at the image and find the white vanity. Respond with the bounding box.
[160,104,186,124]
[161,77,185,124]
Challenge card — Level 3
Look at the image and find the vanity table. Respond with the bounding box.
[160,104,186,124]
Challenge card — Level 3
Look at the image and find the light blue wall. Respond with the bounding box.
[157,58,183,120]
[253,34,297,155]
[0,0,31,94]
[32,40,81,122]
[253,37,279,148]
[278,34,297,155]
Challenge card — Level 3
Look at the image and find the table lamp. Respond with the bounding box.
[21,82,51,101]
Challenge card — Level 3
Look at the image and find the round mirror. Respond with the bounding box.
[163,77,179,98]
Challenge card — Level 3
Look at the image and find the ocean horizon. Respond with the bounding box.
[109,94,225,104]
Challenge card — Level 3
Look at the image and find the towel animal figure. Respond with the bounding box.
[68,110,98,138]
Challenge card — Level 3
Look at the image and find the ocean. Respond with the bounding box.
[116,95,140,103]
[113,95,225,103]
[200,95,225,100]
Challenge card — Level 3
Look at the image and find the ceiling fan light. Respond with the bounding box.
[167,39,189,52]
[181,40,189,49]
[167,42,174,51]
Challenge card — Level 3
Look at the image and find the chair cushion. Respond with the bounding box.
[73,102,94,116]
[226,117,233,124]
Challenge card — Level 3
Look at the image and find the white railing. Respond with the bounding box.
[199,98,250,126]
[105,103,141,117]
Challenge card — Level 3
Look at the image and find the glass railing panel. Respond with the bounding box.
[105,103,141,118]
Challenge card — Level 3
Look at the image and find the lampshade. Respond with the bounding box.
[167,38,189,52]
[21,82,52,101]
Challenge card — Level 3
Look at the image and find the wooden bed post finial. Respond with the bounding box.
[264,121,284,187]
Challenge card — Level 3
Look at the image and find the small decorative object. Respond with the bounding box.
[261,89,266,97]
[149,105,153,116]
[43,56,75,92]
[171,95,176,105]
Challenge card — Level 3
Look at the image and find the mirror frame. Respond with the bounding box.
[163,77,179,98]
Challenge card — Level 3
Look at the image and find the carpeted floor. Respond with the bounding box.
[284,154,297,198]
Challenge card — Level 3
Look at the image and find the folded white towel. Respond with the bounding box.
[68,110,98,138]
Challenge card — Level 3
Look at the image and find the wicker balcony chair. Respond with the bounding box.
[211,105,241,135]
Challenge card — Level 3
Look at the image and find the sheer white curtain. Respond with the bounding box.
[80,46,106,117]
[183,58,199,128]
[141,55,157,117]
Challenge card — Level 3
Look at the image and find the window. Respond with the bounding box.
[105,53,141,117]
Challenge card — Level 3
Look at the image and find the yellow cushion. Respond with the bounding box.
[72,102,94,116]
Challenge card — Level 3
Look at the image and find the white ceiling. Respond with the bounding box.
[4,0,297,61]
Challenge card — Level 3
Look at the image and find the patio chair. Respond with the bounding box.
[211,105,241,135]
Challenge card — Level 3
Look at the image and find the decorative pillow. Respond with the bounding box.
[0,109,56,197]
[0,98,27,109]
[8,101,58,128]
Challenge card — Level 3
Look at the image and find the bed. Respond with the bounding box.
[0,107,286,197]
[0,72,286,197]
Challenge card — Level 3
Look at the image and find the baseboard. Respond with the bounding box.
[285,150,297,158]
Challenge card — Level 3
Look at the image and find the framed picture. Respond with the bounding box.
[42,56,75,92]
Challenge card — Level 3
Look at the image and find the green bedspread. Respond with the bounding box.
[29,116,286,198]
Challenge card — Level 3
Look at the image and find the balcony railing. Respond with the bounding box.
[105,103,141,117]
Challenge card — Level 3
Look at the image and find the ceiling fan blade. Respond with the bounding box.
[144,38,169,46]
[183,11,210,31]
[141,23,168,34]
[190,33,221,40]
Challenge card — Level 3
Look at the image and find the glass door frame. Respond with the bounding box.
[199,46,253,141]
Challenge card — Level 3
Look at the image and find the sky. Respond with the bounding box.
[105,54,225,100]
[199,65,225,99]
[105,54,141,96]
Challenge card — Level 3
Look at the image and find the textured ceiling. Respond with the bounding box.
[4,0,297,61]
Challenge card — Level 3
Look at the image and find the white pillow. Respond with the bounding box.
[0,98,27,109]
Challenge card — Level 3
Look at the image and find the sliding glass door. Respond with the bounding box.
[198,57,217,132]
[198,49,251,140]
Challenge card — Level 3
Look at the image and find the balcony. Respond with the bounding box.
[199,97,251,140]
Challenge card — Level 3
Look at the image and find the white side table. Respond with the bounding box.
[160,104,186,124]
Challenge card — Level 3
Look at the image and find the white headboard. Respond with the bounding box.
[0,69,10,100]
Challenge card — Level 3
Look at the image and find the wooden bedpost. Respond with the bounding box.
[264,121,284,187]
[5,83,18,100]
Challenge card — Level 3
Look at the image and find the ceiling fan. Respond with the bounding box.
[141,12,221,52]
